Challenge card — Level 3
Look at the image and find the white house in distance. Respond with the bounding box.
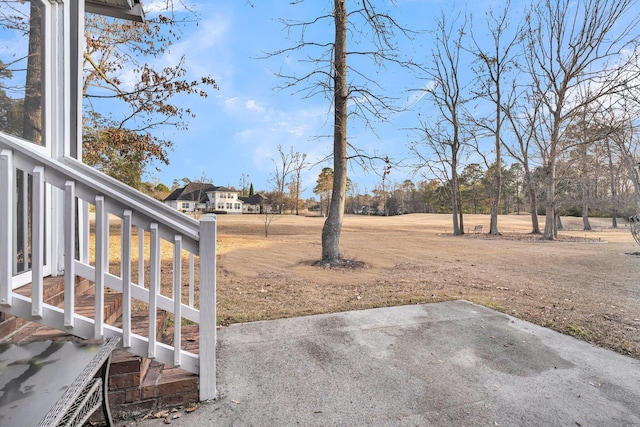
[239,194,273,214]
[207,186,243,213]
[164,182,243,214]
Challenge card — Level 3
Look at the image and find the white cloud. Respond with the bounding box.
[141,1,192,13]
[404,81,435,109]
[246,99,264,112]
[225,97,239,110]
[234,128,258,142]
[286,125,306,137]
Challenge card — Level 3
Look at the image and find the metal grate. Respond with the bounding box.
[56,379,103,427]
[38,338,119,427]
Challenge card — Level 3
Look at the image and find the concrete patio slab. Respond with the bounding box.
[126,300,640,426]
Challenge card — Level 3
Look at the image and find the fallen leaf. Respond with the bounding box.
[173,413,182,419]
[155,410,170,419]
[185,405,199,413]
[232,400,241,404]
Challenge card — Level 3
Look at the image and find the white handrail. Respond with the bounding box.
[0,132,200,252]
[0,133,217,400]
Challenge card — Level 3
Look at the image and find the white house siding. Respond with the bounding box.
[206,191,243,214]
[242,204,260,214]
[177,200,197,212]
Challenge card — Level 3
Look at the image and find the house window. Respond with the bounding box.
[226,203,232,209]
[181,202,189,209]
[217,203,224,210]
[234,203,241,210]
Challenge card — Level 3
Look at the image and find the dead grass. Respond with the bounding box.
[95,220,199,312]
[213,213,640,359]
[95,213,639,359]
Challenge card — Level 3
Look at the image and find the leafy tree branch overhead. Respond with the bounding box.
[82,7,218,186]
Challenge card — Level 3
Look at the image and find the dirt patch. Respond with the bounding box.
[311,258,368,269]
[213,213,640,359]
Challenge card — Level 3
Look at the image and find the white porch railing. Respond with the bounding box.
[0,133,217,401]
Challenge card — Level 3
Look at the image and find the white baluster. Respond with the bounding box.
[64,181,76,327]
[94,196,106,339]
[138,227,145,287]
[31,166,45,318]
[122,210,132,348]
[148,223,160,358]
[173,235,182,366]
[189,253,195,308]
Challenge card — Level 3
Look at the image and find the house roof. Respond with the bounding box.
[85,0,144,22]
[164,182,216,203]
[239,194,270,205]
[206,186,234,193]
[164,183,240,203]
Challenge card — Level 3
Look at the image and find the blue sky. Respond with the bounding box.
[139,0,483,197]
[2,1,635,198]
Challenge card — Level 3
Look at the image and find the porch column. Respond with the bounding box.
[0,149,13,305]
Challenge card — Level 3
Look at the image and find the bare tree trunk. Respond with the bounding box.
[555,212,563,233]
[581,186,592,231]
[489,105,501,235]
[321,0,348,262]
[578,123,592,231]
[23,1,42,144]
[542,129,559,240]
[489,174,500,234]
[457,185,465,235]
[605,140,618,228]
[524,166,541,234]
[543,161,556,239]
[450,174,461,235]
[580,168,592,231]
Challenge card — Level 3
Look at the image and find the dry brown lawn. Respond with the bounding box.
[214,213,640,359]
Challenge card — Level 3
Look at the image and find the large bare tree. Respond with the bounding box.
[266,0,415,263]
[291,152,309,215]
[503,88,543,234]
[273,145,298,214]
[524,0,640,240]
[468,0,523,235]
[411,12,472,236]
